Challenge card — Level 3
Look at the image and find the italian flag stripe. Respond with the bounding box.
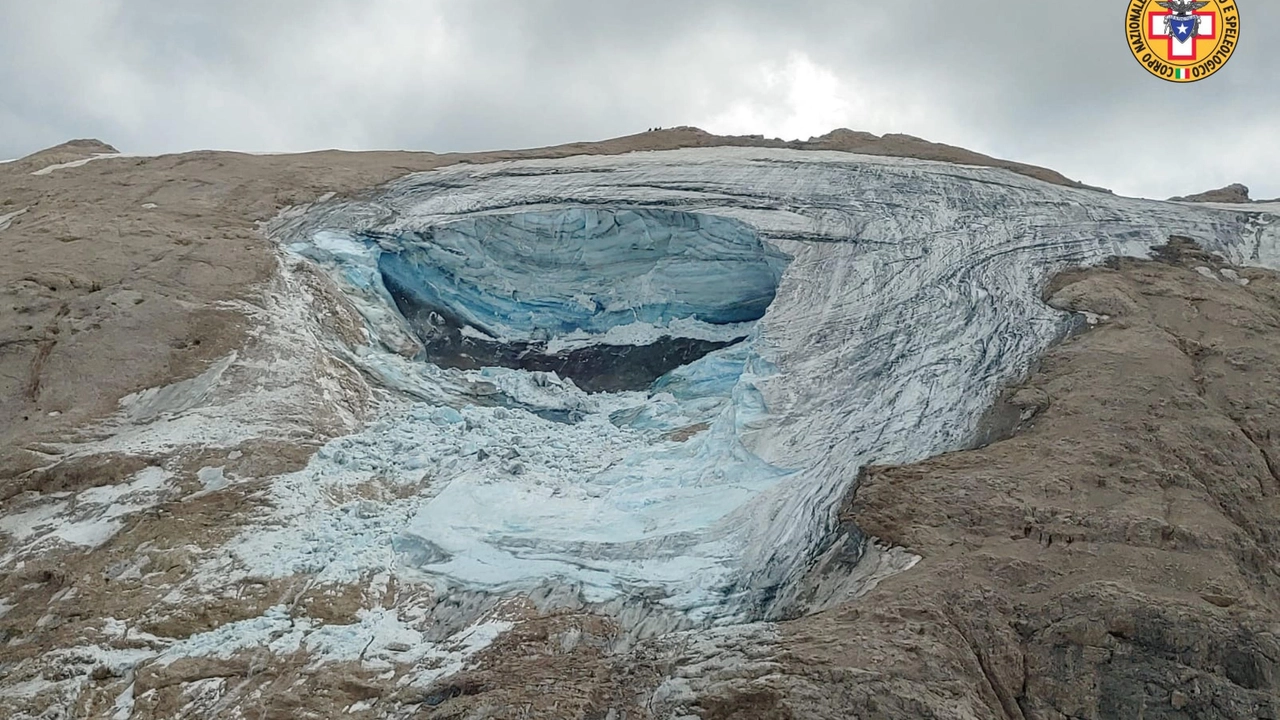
[1175,68,1188,79]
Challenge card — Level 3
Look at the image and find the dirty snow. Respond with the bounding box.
[0,206,28,231]
[154,604,513,687]
[31,153,125,176]
[0,467,171,564]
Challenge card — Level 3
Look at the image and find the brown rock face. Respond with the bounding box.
[740,242,1280,719]
[1170,182,1252,203]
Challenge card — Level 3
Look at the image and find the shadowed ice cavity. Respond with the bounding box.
[264,147,1280,630]
[376,208,788,392]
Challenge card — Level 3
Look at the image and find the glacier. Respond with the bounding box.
[261,147,1280,627]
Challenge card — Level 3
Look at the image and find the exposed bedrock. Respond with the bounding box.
[721,248,1280,720]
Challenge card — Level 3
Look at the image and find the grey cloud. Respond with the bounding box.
[0,0,1274,198]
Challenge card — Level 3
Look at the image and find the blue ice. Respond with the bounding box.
[374,208,789,342]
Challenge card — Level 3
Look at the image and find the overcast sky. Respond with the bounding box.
[1,0,1275,199]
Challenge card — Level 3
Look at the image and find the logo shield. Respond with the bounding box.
[1168,15,1199,42]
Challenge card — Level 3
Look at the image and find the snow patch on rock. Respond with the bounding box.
[0,206,28,231]
[0,467,172,565]
[31,153,125,176]
[156,603,512,685]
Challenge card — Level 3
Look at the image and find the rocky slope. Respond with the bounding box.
[1,131,1278,719]
[770,240,1280,719]
[1171,183,1254,204]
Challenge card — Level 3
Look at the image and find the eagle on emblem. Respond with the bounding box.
[1157,0,1210,13]
[1157,0,1210,41]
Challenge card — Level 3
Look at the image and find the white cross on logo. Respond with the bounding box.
[1150,10,1216,60]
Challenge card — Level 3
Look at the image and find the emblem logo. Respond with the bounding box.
[1126,0,1240,82]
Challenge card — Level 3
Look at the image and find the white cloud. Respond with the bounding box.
[704,53,850,140]
[0,1,1275,198]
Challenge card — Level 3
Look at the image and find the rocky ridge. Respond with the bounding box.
[1171,183,1254,204]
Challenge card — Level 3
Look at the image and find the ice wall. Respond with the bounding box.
[378,208,787,341]
[265,147,1280,625]
[371,208,787,391]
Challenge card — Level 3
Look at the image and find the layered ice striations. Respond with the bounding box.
[266,147,1280,625]
[379,209,786,340]
[375,208,786,391]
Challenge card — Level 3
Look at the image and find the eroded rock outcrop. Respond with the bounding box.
[754,243,1280,719]
[1171,182,1252,204]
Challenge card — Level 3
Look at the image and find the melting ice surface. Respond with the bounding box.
[376,208,787,392]
[266,147,1280,624]
[379,209,785,339]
